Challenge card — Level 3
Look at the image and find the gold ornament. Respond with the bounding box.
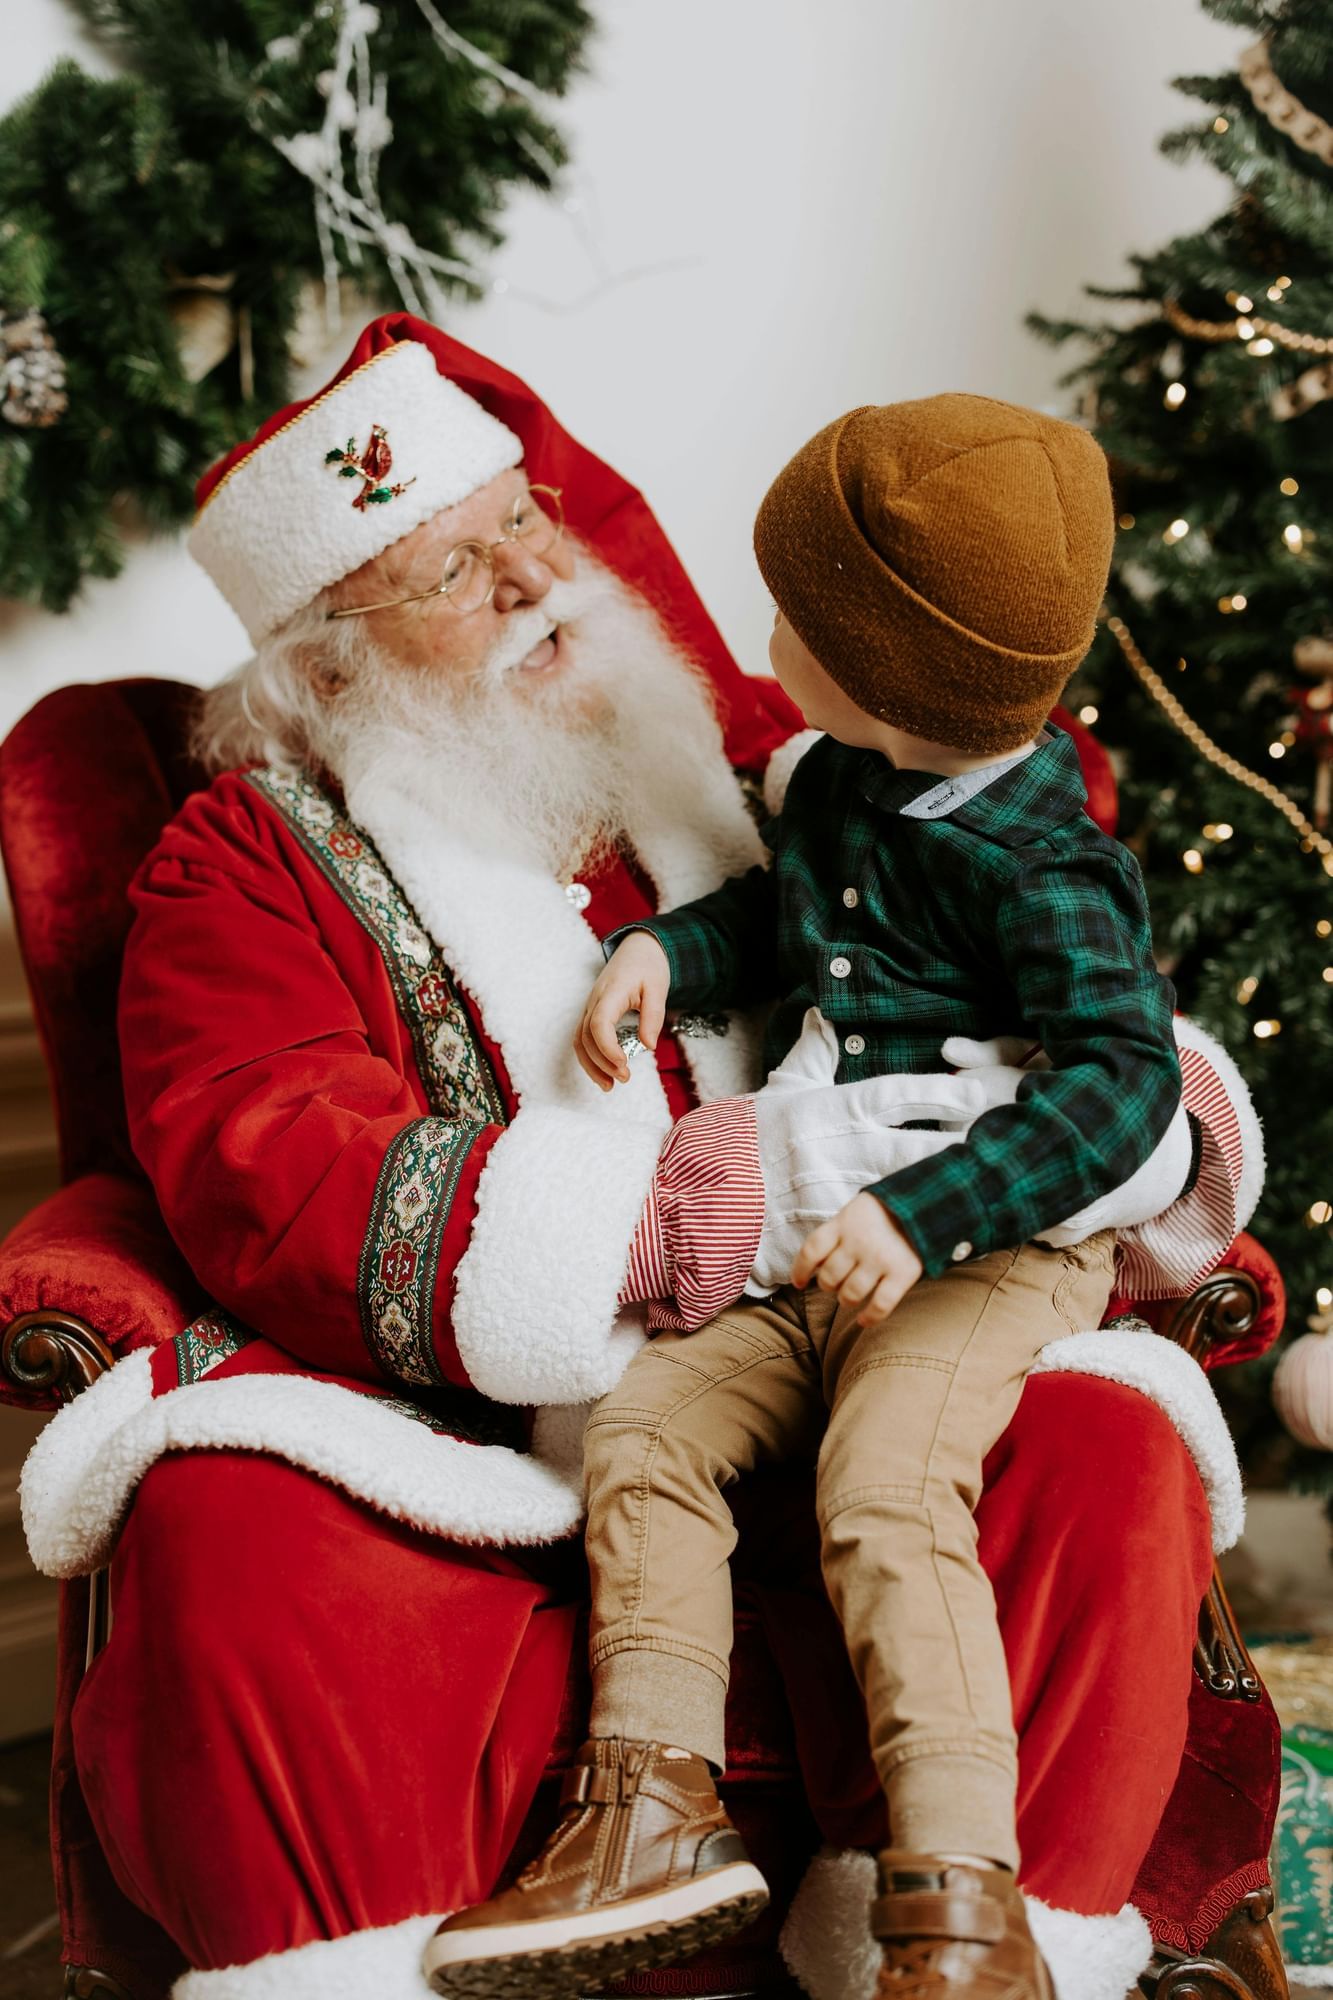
[1163,296,1333,359]
[165,271,253,398]
[1272,360,1333,422]
[1105,614,1333,872]
[1239,37,1333,169]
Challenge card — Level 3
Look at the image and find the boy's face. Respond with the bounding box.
[769,609,887,749]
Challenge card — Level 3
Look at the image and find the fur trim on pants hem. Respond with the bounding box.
[172,1914,446,1998]
[779,1847,1154,2000]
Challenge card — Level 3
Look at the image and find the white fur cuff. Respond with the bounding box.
[451,1105,663,1406]
[779,1847,1154,2000]
[173,1913,444,1999]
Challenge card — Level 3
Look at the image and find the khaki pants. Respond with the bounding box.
[585,1231,1116,1867]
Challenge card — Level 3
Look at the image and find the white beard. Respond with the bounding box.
[324,558,731,877]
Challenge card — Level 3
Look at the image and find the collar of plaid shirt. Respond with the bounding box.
[860,724,1085,844]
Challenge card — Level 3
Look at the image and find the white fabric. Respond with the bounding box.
[188,342,523,642]
[751,1008,1198,1287]
[173,1913,444,1999]
[779,1846,1154,2000]
[19,1348,585,1581]
[749,1008,1006,1292]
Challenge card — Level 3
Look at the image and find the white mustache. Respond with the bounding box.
[478,575,608,683]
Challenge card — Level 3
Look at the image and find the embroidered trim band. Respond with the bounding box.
[358,1115,483,1386]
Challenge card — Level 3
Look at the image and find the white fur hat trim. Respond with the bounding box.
[188,341,523,642]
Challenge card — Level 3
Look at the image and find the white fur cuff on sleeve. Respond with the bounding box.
[451,1105,664,1406]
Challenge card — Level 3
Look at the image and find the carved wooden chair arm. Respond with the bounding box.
[1,1309,115,1403]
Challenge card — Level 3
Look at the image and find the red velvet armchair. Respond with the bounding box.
[0,677,1291,2000]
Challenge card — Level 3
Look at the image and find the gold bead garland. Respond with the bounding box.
[1163,295,1333,357]
[1239,36,1333,171]
[1104,613,1333,873]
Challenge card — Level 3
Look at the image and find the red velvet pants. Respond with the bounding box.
[66,1375,1217,1982]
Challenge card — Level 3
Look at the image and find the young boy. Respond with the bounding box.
[424,395,1183,2000]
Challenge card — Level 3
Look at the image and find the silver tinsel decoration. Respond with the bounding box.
[2,308,69,428]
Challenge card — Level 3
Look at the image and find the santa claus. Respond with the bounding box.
[20,316,1262,2000]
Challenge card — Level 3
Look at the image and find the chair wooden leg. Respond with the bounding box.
[62,1969,137,1999]
[1142,1886,1289,2000]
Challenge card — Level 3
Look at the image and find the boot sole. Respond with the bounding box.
[422,1862,769,1998]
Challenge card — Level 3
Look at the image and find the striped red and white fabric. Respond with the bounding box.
[619,1096,765,1331]
[1116,1031,1249,1300]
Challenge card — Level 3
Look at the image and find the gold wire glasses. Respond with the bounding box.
[326,485,565,621]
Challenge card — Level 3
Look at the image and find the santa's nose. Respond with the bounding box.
[491,537,554,613]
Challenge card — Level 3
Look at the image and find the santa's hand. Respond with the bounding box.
[1034,1101,1195,1247]
[576,931,670,1091]
[940,1030,1197,1246]
[748,1011,993,1292]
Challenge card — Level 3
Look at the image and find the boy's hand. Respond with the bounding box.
[792,1192,924,1327]
[575,931,671,1090]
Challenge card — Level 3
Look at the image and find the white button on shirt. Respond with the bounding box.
[843,887,859,909]
[951,1240,973,1263]
[830,956,851,979]
[845,1033,866,1056]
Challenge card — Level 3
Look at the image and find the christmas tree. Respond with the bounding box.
[0,0,592,611]
[1030,0,1333,1492]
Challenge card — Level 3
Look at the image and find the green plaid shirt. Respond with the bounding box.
[627,726,1181,1278]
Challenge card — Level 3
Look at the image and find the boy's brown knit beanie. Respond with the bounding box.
[753,393,1114,755]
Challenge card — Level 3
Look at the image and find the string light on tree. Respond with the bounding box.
[1253,1018,1282,1038]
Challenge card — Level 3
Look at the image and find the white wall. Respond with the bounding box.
[0,0,1238,750]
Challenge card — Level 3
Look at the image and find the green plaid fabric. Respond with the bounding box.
[625,727,1181,1278]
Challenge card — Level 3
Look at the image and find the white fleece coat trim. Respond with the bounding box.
[778,1847,1153,2000]
[19,1348,584,1581]
[1034,1326,1244,1553]
[346,722,766,1408]
[764,727,823,815]
[172,1913,444,1999]
[20,1322,1243,1581]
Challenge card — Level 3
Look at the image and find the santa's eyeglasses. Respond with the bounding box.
[326,485,564,621]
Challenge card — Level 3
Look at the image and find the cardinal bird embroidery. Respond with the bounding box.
[324,424,417,510]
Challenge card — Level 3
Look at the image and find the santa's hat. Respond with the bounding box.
[189,321,523,643]
[189,313,801,772]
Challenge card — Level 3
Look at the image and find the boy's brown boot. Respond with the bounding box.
[872,1853,1052,2000]
[421,1737,768,1997]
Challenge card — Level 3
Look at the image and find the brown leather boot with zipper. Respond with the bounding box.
[872,1853,1053,2000]
[421,1737,769,1997]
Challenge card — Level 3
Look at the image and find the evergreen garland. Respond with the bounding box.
[0,0,592,611]
[1030,0,1333,1490]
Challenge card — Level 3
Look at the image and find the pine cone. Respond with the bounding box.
[1,308,69,429]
